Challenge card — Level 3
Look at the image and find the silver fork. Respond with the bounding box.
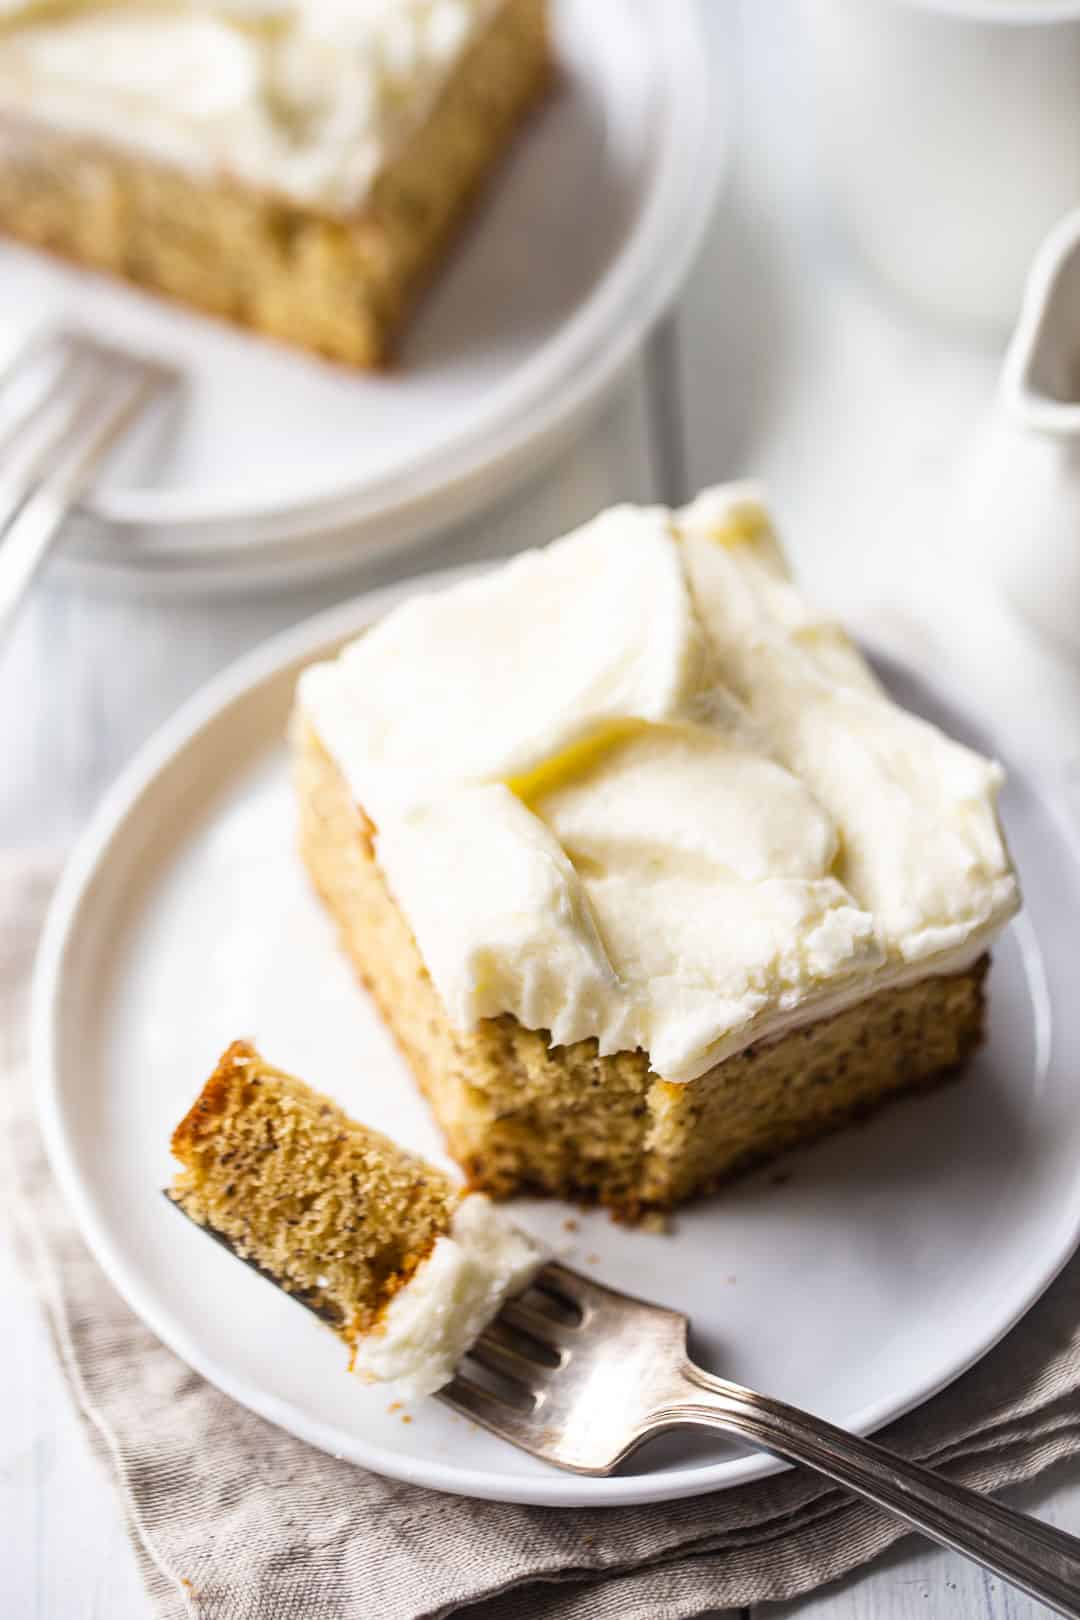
[167,1196,1080,1611]
[440,1261,1080,1618]
[0,328,176,643]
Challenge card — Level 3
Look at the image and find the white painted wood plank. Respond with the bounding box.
[762,1471,1080,1620]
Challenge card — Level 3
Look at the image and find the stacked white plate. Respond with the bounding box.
[0,0,724,591]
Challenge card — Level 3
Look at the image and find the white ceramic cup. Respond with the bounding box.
[801,0,1080,330]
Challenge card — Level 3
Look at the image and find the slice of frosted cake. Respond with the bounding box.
[292,486,1020,1218]
[0,0,551,366]
[169,1041,540,1394]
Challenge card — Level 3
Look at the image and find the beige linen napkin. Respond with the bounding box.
[7,855,1080,1620]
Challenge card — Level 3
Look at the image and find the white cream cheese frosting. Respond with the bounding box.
[299,485,1020,1082]
[352,1193,541,1398]
[0,0,499,214]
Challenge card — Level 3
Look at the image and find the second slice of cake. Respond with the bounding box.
[0,0,551,366]
[293,486,1020,1218]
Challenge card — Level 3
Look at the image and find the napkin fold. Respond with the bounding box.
[6,856,1080,1620]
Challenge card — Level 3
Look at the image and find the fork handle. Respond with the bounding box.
[668,1362,1080,1618]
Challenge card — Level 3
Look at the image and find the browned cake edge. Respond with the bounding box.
[0,0,552,366]
[170,1038,266,1163]
[293,718,990,1220]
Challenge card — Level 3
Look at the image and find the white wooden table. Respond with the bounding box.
[5,4,1080,1615]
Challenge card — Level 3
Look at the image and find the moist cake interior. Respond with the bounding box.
[170,1040,460,1340]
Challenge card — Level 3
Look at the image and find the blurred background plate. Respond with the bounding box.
[1,0,723,589]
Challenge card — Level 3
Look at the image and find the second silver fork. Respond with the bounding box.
[0,328,175,644]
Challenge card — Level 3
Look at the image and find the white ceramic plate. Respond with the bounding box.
[3,0,722,585]
[33,574,1080,1507]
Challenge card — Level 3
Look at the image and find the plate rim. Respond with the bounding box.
[31,573,1080,1506]
[69,0,725,553]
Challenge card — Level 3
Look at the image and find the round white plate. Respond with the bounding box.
[33,574,1080,1507]
[4,0,722,585]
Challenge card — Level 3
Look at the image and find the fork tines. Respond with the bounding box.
[0,328,175,513]
[440,1263,591,1429]
[0,327,177,640]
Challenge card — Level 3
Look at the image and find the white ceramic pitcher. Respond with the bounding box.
[966,208,1080,660]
